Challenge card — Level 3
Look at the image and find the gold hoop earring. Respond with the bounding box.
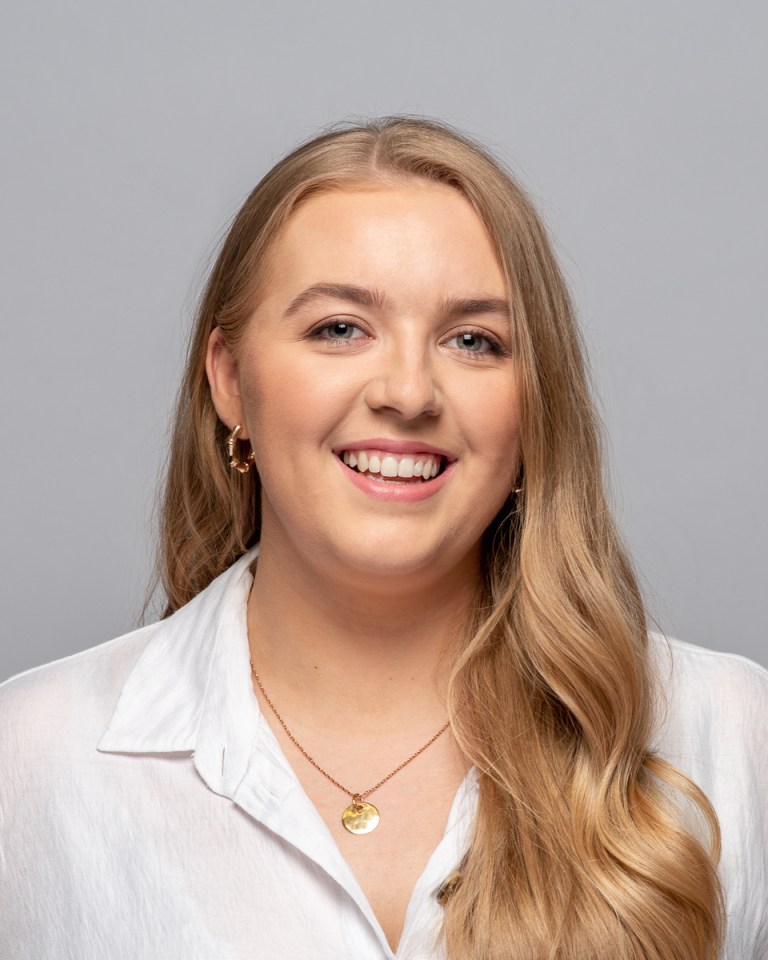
[226,424,255,474]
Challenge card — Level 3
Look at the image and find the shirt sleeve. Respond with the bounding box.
[653,637,768,959]
[724,654,768,958]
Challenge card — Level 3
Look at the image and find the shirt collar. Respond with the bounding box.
[97,547,262,797]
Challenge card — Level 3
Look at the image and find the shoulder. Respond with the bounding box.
[0,622,159,762]
[649,639,768,950]
[649,631,768,725]
[648,631,768,793]
[0,550,257,767]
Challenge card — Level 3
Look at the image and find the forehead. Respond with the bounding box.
[263,180,506,299]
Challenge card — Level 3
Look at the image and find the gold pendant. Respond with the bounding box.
[341,798,380,834]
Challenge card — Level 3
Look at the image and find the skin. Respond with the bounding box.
[206,178,521,950]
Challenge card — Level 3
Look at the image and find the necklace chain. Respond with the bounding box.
[250,659,450,802]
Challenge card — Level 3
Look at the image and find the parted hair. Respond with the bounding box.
[157,117,723,958]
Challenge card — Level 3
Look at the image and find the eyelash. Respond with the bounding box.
[306,321,368,347]
[444,329,508,358]
[307,321,508,359]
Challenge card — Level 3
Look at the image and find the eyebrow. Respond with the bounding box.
[441,296,511,320]
[283,282,511,321]
[283,283,386,317]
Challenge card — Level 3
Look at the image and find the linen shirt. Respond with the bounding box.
[1,549,766,959]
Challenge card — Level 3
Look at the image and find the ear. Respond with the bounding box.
[206,327,248,437]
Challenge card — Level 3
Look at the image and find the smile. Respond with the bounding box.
[333,443,457,503]
[339,449,444,483]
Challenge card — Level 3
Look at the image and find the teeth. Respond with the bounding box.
[340,449,444,482]
[381,455,399,478]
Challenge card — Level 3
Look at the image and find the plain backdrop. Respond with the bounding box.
[1,0,765,680]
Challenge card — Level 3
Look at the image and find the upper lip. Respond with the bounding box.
[332,438,457,461]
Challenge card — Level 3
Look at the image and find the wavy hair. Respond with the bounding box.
[157,117,723,958]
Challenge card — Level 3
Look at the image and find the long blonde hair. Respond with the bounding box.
[158,118,723,958]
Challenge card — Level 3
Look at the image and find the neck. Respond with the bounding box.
[246,537,481,736]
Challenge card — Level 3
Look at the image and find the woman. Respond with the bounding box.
[1,118,766,959]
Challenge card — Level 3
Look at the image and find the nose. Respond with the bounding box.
[363,343,443,420]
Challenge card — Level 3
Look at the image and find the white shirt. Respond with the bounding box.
[1,549,766,959]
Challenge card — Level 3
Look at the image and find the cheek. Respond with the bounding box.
[242,357,359,455]
[455,376,521,463]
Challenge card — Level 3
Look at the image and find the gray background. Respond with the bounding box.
[1,0,765,681]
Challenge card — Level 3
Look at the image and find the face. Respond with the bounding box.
[207,179,521,589]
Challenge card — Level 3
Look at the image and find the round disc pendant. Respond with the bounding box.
[341,800,380,834]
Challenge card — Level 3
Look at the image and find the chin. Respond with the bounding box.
[324,532,470,587]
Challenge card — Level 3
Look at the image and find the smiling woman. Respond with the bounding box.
[205,180,520,581]
[1,118,767,960]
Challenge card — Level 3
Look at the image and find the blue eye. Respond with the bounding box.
[311,321,366,341]
[326,322,354,339]
[458,333,485,352]
[447,330,505,356]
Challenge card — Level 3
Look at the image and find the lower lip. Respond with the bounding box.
[336,456,456,503]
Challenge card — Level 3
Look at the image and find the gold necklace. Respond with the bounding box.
[250,660,450,835]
